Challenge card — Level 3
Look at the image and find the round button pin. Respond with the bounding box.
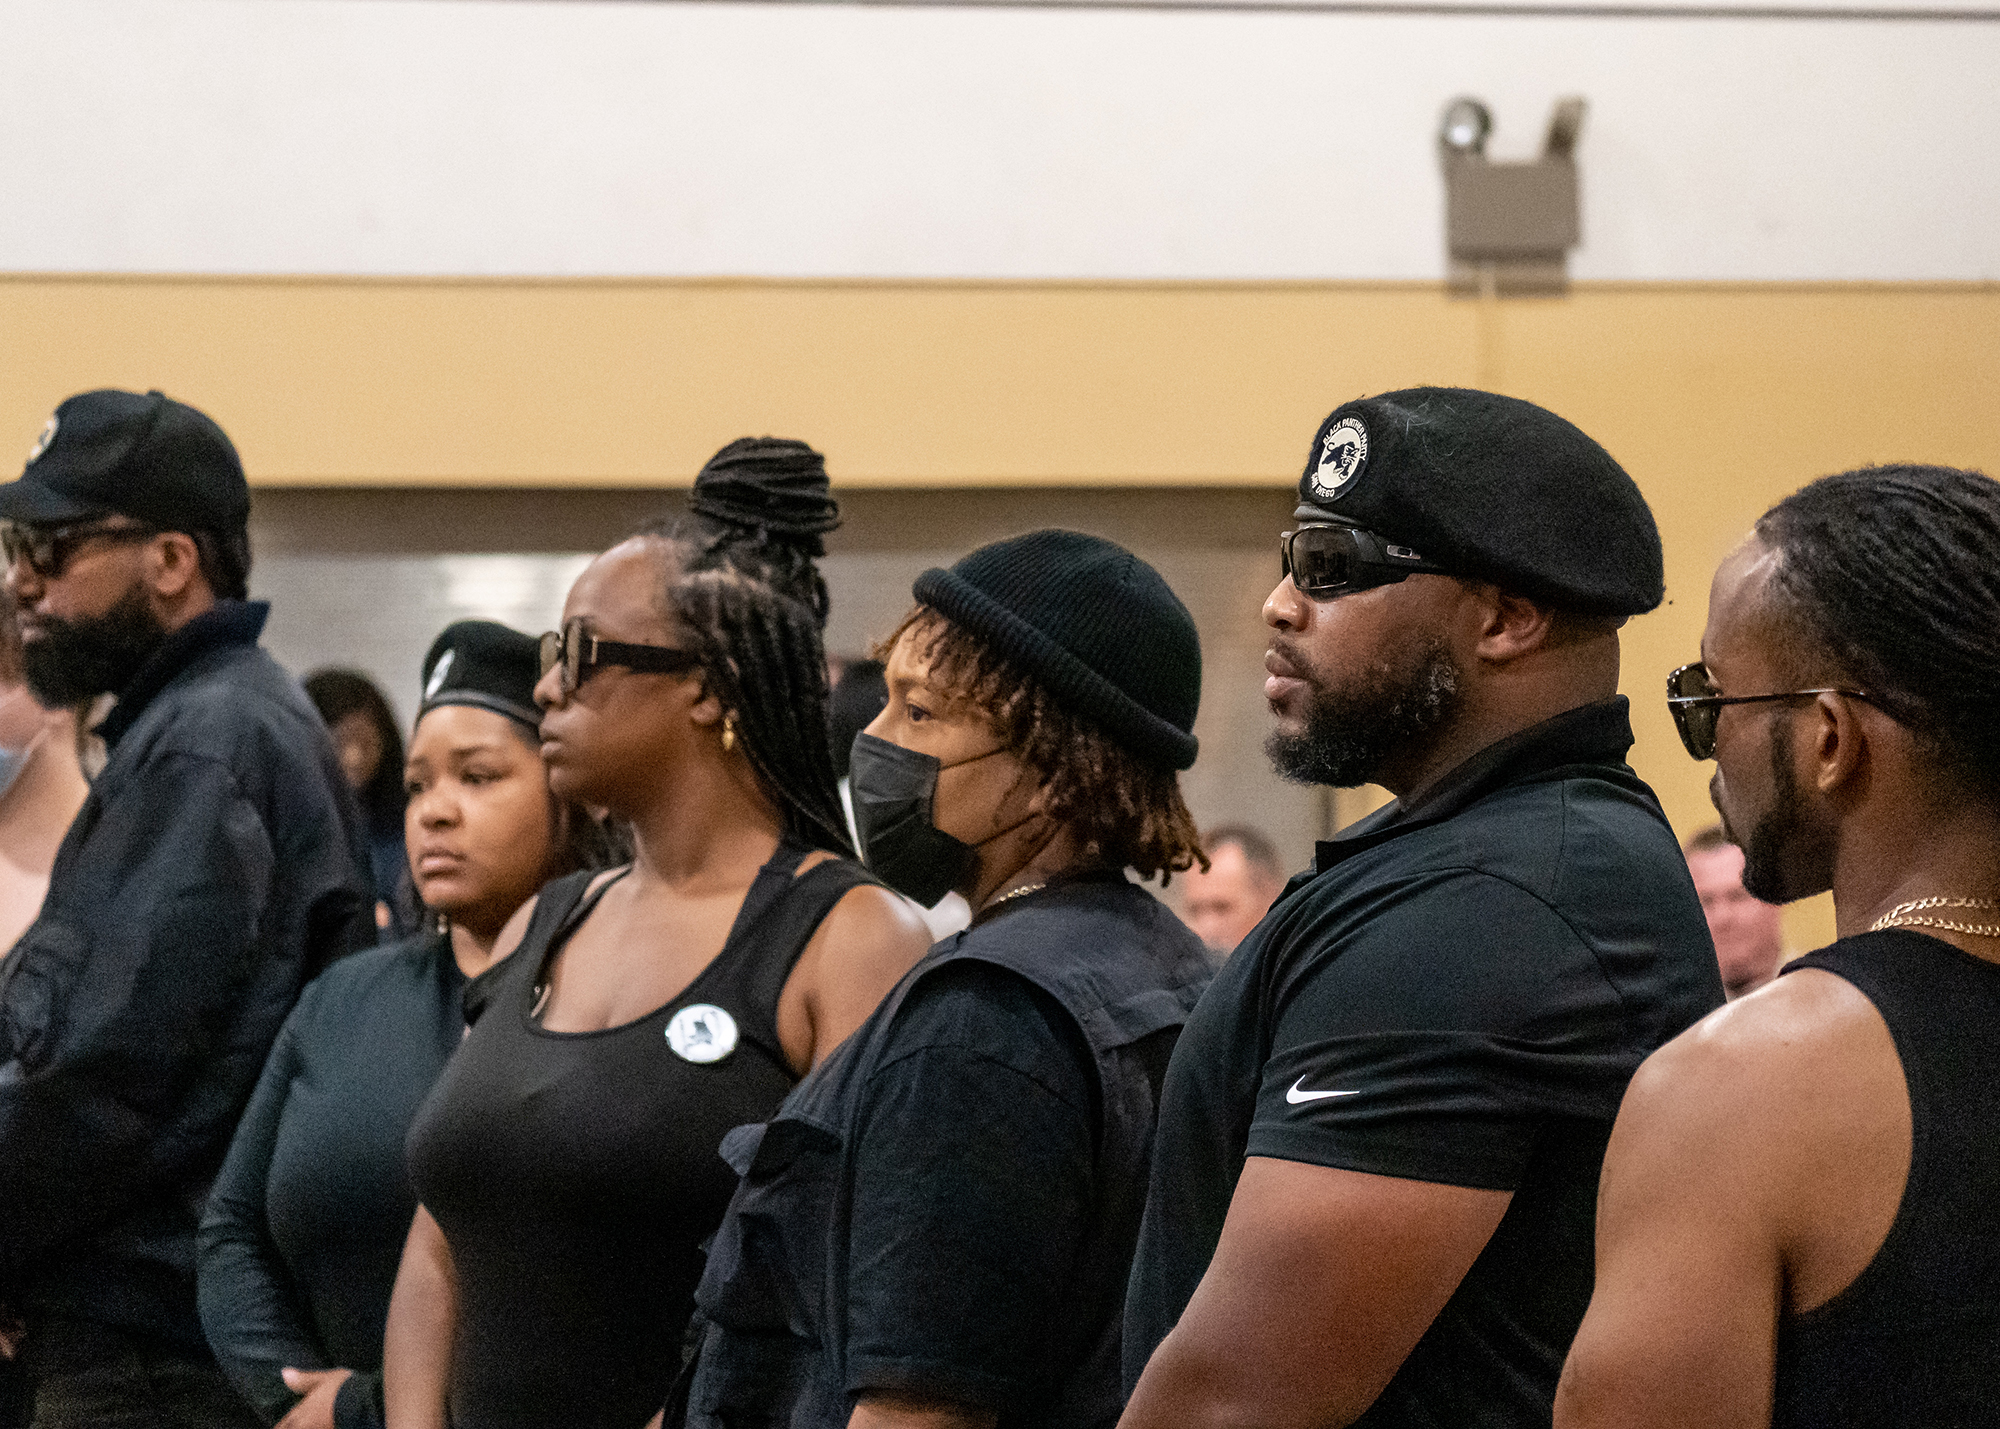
[666,1004,739,1064]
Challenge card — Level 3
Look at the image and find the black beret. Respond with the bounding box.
[913,530,1201,771]
[0,389,248,532]
[1295,387,1664,616]
[419,620,542,730]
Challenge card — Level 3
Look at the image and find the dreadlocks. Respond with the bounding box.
[881,609,1207,884]
[636,437,851,856]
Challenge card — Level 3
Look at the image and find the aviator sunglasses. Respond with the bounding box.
[1,519,159,579]
[1280,522,1451,599]
[1665,661,1873,762]
[538,617,705,695]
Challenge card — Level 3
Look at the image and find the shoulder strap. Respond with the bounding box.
[715,848,884,1053]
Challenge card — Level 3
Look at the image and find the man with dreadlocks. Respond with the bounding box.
[677,530,1214,1429]
[1558,464,2000,1429]
[384,439,932,1429]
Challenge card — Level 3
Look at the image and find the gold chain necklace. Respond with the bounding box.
[985,881,1048,910]
[1870,894,2000,938]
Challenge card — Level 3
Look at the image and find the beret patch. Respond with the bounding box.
[1306,416,1369,504]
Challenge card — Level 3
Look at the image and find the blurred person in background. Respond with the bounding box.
[0,389,373,1428]
[682,530,1213,1429]
[0,593,88,955]
[828,656,970,944]
[1120,390,1721,1429]
[1558,465,2000,1429]
[306,668,417,937]
[200,622,620,1429]
[1682,823,1787,998]
[1179,824,1287,967]
[385,439,932,1429]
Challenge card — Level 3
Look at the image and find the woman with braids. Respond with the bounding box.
[679,530,1214,1429]
[385,440,931,1429]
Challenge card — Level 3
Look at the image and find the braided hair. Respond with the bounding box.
[1756,463,2000,803]
[639,437,852,855]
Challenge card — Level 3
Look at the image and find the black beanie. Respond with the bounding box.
[1296,387,1664,616]
[418,620,542,730]
[912,530,1201,771]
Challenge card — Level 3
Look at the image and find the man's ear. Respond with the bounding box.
[1469,586,1558,664]
[1808,691,1872,800]
[143,532,205,602]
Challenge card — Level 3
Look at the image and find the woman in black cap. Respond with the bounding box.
[679,528,1214,1429]
[386,441,932,1429]
[198,621,615,1429]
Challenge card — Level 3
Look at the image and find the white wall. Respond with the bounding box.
[3,0,1995,280]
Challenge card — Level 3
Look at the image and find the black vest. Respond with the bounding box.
[682,875,1211,1429]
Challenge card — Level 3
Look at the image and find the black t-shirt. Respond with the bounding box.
[844,960,1098,1412]
[1123,700,1724,1427]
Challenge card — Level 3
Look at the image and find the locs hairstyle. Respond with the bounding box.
[638,437,852,855]
[877,610,1207,884]
[1754,464,2000,804]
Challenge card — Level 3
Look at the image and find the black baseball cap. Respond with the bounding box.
[0,389,249,532]
[1293,387,1664,617]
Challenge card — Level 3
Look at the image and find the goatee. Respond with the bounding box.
[1266,637,1462,789]
[22,588,168,708]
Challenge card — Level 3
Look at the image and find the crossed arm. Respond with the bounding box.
[1119,1156,1512,1429]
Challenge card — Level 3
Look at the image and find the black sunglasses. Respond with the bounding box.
[538,617,704,694]
[1,519,158,579]
[1665,661,1873,761]
[1280,523,1450,599]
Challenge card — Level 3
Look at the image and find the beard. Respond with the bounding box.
[1734,719,1814,904]
[21,587,169,708]
[1266,636,1462,789]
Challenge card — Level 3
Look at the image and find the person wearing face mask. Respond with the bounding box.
[386,441,932,1429]
[198,622,618,1429]
[679,529,1213,1429]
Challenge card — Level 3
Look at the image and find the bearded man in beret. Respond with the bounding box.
[1120,388,1723,1429]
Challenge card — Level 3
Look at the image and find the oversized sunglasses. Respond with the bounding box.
[1280,523,1450,599]
[1665,661,1873,761]
[538,617,704,694]
[1,519,158,579]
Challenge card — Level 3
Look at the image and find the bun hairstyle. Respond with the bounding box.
[640,438,851,853]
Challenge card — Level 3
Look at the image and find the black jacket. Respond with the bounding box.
[0,600,373,1350]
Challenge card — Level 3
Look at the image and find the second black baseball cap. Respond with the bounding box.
[0,389,249,532]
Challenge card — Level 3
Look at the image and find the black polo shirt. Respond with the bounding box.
[1123,698,1722,1427]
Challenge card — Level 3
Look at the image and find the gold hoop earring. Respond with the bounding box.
[721,714,737,752]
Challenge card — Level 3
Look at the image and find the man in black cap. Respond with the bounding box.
[0,390,372,1426]
[1119,388,1722,1429]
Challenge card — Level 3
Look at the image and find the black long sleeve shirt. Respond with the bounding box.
[199,933,466,1429]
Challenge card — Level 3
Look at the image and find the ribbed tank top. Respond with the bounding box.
[1773,928,2000,1429]
[405,841,879,1429]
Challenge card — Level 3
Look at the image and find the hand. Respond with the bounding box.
[278,1367,354,1429]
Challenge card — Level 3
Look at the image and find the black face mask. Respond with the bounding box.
[849,732,1005,908]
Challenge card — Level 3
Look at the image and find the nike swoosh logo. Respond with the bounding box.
[1287,1077,1361,1104]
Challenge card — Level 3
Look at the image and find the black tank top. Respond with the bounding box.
[1773,928,2000,1429]
[405,842,879,1429]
